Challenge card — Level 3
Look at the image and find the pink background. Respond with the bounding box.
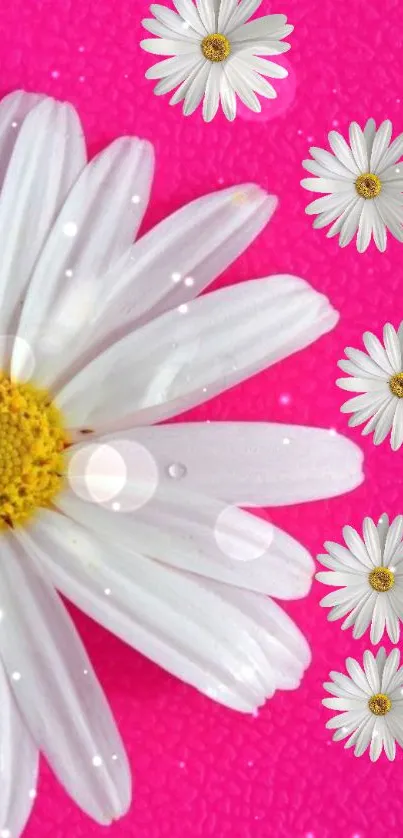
[0,0,402,835]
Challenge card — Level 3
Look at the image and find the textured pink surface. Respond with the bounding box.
[0,0,402,836]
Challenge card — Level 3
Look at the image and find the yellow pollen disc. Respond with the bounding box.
[201,33,231,62]
[368,566,395,592]
[368,693,392,716]
[389,372,403,398]
[355,172,382,199]
[0,373,68,530]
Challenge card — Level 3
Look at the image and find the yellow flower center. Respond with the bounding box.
[201,33,231,62]
[389,372,403,398]
[0,373,68,530]
[355,173,382,199]
[368,693,392,716]
[368,566,395,592]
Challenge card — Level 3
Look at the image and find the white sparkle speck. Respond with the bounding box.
[184,276,195,287]
[131,195,140,204]
[178,304,188,314]
[171,272,181,283]
[92,755,103,767]
[12,671,21,681]
[63,221,78,237]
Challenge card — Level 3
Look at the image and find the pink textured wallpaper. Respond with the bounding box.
[1,0,402,835]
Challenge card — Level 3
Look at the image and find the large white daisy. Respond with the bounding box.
[324,648,403,761]
[141,0,292,121]
[301,119,403,252]
[0,90,363,837]
[337,322,403,450]
[317,514,403,644]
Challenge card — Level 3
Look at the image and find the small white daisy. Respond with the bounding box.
[141,1,293,121]
[337,322,403,450]
[323,648,403,761]
[317,514,403,644]
[301,119,403,252]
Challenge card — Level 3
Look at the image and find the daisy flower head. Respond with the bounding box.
[317,514,403,644]
[323,648,403,761]
[301,119,403,252]
[337,322,403,450]
[140,1,293,121]
[0,90,363,836]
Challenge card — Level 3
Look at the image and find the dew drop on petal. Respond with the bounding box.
[167,462,187,480]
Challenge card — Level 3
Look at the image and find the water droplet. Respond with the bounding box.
[167,462,187,480]
[11,121,18,128]
[104,588,111,596]
[92,755,103,767]
[112,754,118,761]
[29,789,37,799]
[131,194,140,204]
[283,437,291,445]
[65,269,73,277]
[178,304,188,314]
[171,272,181,283]
[184,276,195,287]
[12,671,21,681]
[112,501,121,511]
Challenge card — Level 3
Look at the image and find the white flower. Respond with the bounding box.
[337,322,403,450]
[301,119,403,252]
[0,90,363,836]
[323,648,403,761]
[140,0,293,121]
[317,514,403,643]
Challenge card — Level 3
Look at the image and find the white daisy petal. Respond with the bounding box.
[383,323,401,370]
[309,146,354,178]
[89,422,362,508]
[236,53,288,79]
[352,594,377,638]
[0,662,38,838]
[57,276,338,431]
[196,0,216,31]
[220,69,237,120]
[232,57,277,99]
[81,184,276,359]
[203,64,222,122]
[224,60,261,111]
[349,122,369,171]
[363,118,376,156]
[141,37,198,55]
[377,132,403,173]
[370,120,393,171]
[363,332,394,374]
[369,719,384,761]
[145,54,199,79]
[150,3,202,37]
[370,596,387,644]
[0,97,86,357]
[56,486,314,599]
[229,14,290,43]
[381,649,400,693]
[142,17,200,41]
[301,177,354,194]
[371,205,387,252]
[24,510,311,709]
[384,515,403,566]
[370,398,397,444]
[12,137,154,386]
[217,0,239,32]
[391,399,403,450]
[357,202,373,252]
[0,533,131,825]
[172,0,207,34]
[182,62,211,113]
[224,0,264,31]
[363,517,381,565]
[0,90,45,189]
[375,195,403,243]
[328,131,360,174]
